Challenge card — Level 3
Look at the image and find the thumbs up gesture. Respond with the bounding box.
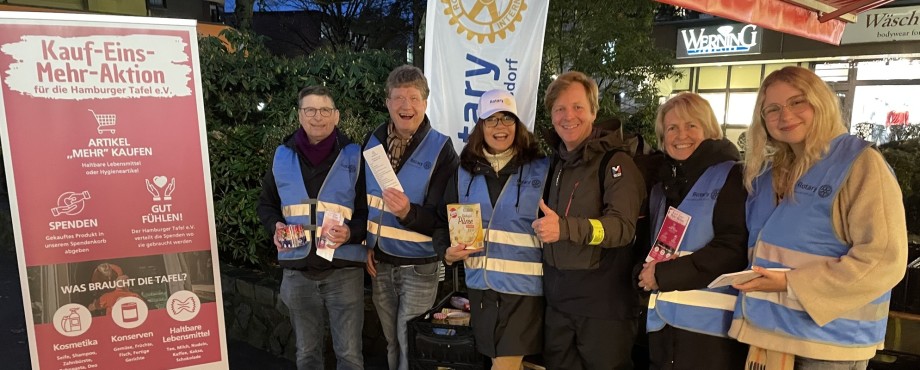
[532,199,561,243]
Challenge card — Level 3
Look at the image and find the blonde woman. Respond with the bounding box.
[637,92,748,370]
[731,66,907,370]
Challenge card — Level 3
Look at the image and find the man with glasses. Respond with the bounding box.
[258,85,368,370]
[363,65,459,370]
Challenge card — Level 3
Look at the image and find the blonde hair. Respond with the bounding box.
[743,66,847,198]
[543,71,599,115]
[654,92,723,152]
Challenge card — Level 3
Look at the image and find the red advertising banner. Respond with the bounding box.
[0,12,228,369]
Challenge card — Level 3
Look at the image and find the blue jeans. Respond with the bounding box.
[372,261,439,370]
[280,268,364,370]
[795,357,868,370]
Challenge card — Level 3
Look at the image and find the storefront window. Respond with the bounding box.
[851,85,919,144]
[764,63,799,79]
[725,92,757,125]
[814,62,850,83]
[724,127,747,152]
[674,67,691,90]
[656,67,691,96]
[857,59,920,80]
[698,66,728,89]
[730,65,761,89]
[699,92,726,124]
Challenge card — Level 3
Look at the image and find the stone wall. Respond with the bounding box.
[219,263,389,367]
[220,263,297,361]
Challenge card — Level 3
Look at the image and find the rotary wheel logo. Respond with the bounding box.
[442,0,528,43]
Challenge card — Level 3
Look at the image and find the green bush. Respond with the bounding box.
[200,30,400,268]
[880,139,920,237]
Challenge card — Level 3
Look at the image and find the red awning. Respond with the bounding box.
[656,0,894,45]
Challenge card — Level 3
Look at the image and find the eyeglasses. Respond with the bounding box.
[482,115,516,128]
[760,95,810,122]
[388,95,424,106]
[298,107,337,117]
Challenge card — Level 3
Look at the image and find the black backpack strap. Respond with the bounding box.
[543,155,559,202]
[597,150,618,191]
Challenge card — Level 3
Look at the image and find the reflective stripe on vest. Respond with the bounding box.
[460,158,549,296]
[274,144,366,264]
[646,161,738,337]
[365,130,447,258]
[740,134,888,346]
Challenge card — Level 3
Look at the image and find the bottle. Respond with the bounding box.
[61,308,82,332]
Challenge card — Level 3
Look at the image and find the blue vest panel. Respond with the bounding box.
[365,130,448,258]
[274,144,366,265]
[460,158,549,296]
[739,134,889,347]
[647,161,739,337]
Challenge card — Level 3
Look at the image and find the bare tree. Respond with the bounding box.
[262,0,413,52]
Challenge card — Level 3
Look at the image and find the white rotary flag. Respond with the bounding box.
[424,0,550,152]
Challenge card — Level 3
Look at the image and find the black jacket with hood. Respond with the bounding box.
[542,126,646,320]
[650,138,749,291]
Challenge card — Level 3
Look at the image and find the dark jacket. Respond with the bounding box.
[257,129,367,277]
[652,138,749,291]
[542,127,646,319]
[362,116,459,265]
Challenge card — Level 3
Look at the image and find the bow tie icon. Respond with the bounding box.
[170,296,197,315]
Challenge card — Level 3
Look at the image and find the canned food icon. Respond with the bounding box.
[121,302,139,322]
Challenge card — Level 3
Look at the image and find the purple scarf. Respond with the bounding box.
[294,127,337,166]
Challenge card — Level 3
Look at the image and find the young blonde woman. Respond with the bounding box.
[731,66,907,370]
[434,89,548,370]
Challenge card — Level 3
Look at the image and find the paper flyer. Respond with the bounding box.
[362,145,403,192]
[316,210,344,261]
[646,207,691,263]
[708,268,792,289]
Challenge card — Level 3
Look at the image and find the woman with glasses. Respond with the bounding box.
[730,66,907,370]
[433,89,548,370]
[636,92,749,370]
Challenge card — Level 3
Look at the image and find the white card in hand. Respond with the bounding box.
[707,268,791,289]
[315,211,344,262]
[363,145,404,192]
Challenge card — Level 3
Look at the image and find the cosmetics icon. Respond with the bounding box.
[53,304,91,337]
[61,308,82,332]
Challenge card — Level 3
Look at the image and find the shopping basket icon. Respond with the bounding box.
[88,109,116,134]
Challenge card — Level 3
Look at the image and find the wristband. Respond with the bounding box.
[588,219,604,245]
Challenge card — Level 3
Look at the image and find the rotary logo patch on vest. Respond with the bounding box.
[818,185,833,198]
[410,158,433,170]
[611,165,622,178]
[441,0,528,43]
